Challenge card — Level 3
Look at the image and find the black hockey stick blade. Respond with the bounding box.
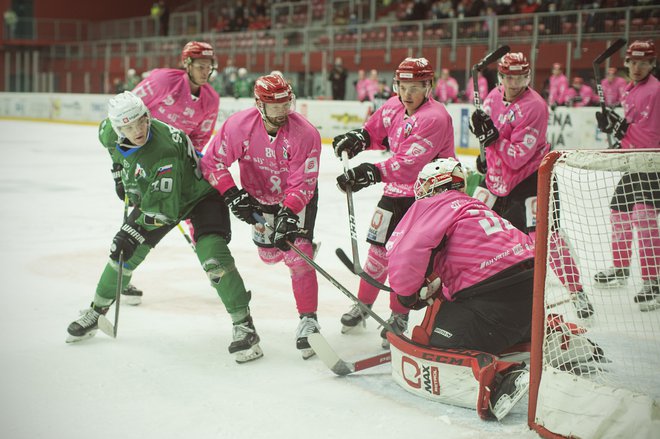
[335,248,393,292]
[593,38,626,66]
[308,333,392,376]
[474,45,510,71]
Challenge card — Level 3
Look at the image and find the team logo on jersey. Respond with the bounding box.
[304,157,318,173]
[164,95,175,106]
[404,121,413,138]
[134,163,147,179]
[405,142,427,156]
[523,133,536,149]
[157,164,173,175]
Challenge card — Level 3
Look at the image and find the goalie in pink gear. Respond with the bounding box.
[332,57,455,348]
[469,52,593,320]
[200,74,323,358]
[593,40,660,311]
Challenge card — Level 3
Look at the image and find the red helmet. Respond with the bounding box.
[394,57,434,82]
[626,40,656,61]
[181,41,215,66]
[254,74,294,104]
[498,53,530,75]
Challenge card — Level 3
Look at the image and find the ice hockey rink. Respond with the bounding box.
[0,118,560,439]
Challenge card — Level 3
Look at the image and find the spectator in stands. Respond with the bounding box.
[435,68,459,104]
[431,0,454,19]
[355,69,369,102]
[3,7,17,40]
[150,1,162,36]
[221,58,238,96]
[328,57,348,100]
[548,62,568,109]
[565,76,594,107]
[234,67,253,98]
[601,67,627,107]
[465,71,489,103]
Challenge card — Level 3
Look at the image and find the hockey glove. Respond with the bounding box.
[336,163,381,193]
[596,110,628,141]
[398,275,443,310]
[223,186,262,225]
[111,163,125,201]
[271,207,299,251]
[332,128,370,159]
[110,222,147,262]
[476,155,487,174]
[469,109,499,148]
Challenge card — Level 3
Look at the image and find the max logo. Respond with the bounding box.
[401,356,440,395]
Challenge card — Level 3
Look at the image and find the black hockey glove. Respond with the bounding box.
[111,163,125,202]
[332,128,370,159]
[476,155,487,174]
[469,109,499,148]
[398,275,443,310]
[223,186,262,225]
[110,222,147,262]
[596,110,628,141]
[336,163,381,193]
[271,207,299,251]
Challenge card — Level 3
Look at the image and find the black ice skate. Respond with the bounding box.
[634,279,659,312]
[572,289,594,319]
[340,303,372,334]
[121,283,143,306]
[228,316,263,364]
[593,267,630,287]
[296,313,321,360]
[66,303,110,343]
[489,365,530,421]
[380,312,408,349]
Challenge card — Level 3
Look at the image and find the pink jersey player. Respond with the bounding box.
[564,77,594,107]
[601,67,627,107]
[133,41,219,152]
[593,40,660,312]
[548,63,568,106]
[465,73,489,103]
[434,68,459,103]
[333,57,455,348]
[201,74,324,358]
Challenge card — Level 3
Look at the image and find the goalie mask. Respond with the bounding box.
[107,91,151,147]
[414,158,466,200]
[254,74,295,129]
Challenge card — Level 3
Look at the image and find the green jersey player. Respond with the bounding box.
[66,91,262,363]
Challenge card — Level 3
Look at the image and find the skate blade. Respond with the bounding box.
[300,348,316,360]
[639,301,660,312]
[66,330,97,343]
[122,295,142,306]
[593,279,627,289]
[235,345,264,364]
[491,371,530,421]
[340,324,364,334]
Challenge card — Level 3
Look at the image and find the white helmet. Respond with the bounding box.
[107,91,150,139]
[414,158,466,200]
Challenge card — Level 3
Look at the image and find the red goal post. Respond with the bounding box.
[529,149,660,439]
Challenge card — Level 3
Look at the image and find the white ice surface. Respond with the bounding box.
[0,120,538,439]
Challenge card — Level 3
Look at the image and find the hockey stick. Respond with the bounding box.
[335,153,393,292]
[253,214,395,333]
[177,222,196,250]
[472,45,510,164]
[308,332,392,376]
[98,195,130,338]
[592,38,627,149]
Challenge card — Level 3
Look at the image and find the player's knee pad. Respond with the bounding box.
[257,246,283,265]
[195,234,237,285]
[282,239,313,274]
[201,258,236,285]
[364,245,388,278]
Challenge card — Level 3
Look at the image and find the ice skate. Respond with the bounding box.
[634,279,659,312]
[380,312,408,349]
[121,283,143,306]
[593,267,629,287]
[572,289,594,319]
[489,365,530,421]
[66,303,109,343]
[228,316,263,363]
[296,313,321,360]
[340,303,371,334]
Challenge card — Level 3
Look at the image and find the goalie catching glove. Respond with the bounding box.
[336,163,381,193]
[110,222,147,261]
[223,186,262,225]
[470,109,499,148]
[332,128,370,159]
[596,110,628,142]
[398,275,443,310]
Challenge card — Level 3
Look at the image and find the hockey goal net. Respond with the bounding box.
[529,149,660,439]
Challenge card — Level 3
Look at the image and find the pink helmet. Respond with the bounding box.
[394,57,434,82]
[498,53,530,75]
[181,41,215,67]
